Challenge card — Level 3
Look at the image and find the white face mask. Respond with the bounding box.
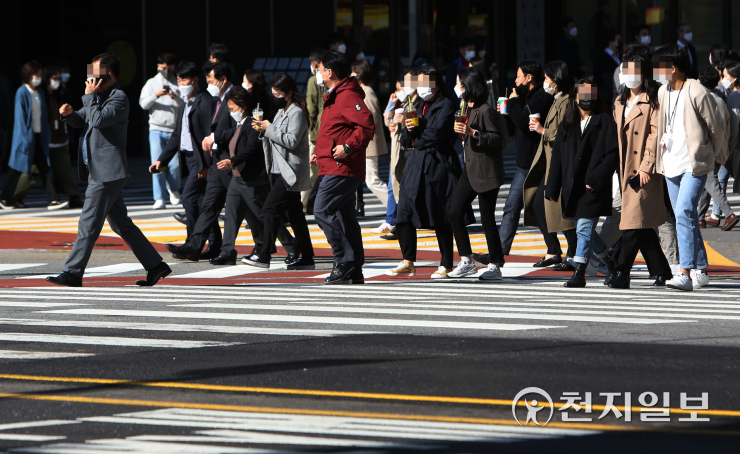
[464,50,476,61]
[242,82,252,91]
[31,76,42,87]
[478,50,486,59]
[178,84,194,99]
[569,27,578,38]
[403,86,416,97]
[624,77,642,89]
[543,82,556,95]
[417,86,434,100]
[683,32,693,42]
[206,81,222,97]
[641,35,652,46]
[397,90,408,102]
[453,85,465,98]
[337,44,347,54]
[49,80,61,90]
[721,78,734,90]
[316,69,327,87]
[230,109,244,122]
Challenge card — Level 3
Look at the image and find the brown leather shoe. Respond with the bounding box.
[698,219,706,228]
[721,214,739,231]
[705,215,720,227]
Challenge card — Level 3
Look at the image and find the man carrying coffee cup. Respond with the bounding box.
[496,60,554,258]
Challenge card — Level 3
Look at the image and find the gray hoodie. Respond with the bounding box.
[139,72,183,132]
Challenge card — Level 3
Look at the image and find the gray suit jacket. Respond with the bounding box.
[62,83,130,182]
[261,103,311,191]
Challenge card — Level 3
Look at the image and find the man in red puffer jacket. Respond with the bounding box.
[311,50,375,284]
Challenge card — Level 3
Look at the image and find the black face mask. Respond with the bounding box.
[273,95,288,110]
[515,83,529,98]
[578,99,595,111]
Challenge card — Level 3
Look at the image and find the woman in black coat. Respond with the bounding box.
[546,80,619,287]
[386,66,467,279]
[447,67,506,281]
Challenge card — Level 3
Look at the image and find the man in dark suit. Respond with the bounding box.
[594,30,621,105]
[150,60,220,249]
[677,23,699,79]
[48,54,170,287]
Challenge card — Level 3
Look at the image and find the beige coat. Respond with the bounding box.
[361,85,388,158]
[656,79,727,177]
[613,92,665,230]
[522,94,574,232]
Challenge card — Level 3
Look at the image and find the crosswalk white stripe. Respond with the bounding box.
[128,432,409,448]
[170,264,284,279]
[19,263,147,279]
[0,434,67,442]
[0,333,241,348]
[41,309,563,331]
[0,264,46,272]
[0,420,79,431]
[0,350,95,359]
[0,302,88,307]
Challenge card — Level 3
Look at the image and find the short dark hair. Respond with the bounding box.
[244,69,266,89]
[544,60,574,95]
[457,66,488,105]
[676,23,690,34]
[91,53,120,78]
[653,44,690,75]
[158,53,176,65]
[710,44,727,67]
[320,50,350,80]
[210,43,229,62]
[176,60,199,79]
[20,60,43,84]
[699,65,720,90]
[633,24,650,38]
[419,66,450,100]
[562,16,575,28]
[204,61,232,81]
[351,59,374,86]
[518,59,544,84]
[225,85,256,112]
[310,48,324,63]
[459,38,475,49]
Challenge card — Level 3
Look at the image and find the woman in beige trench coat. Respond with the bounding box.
[522,61,578,271]
[608,50,672,289]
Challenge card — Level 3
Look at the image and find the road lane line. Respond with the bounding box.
[0,333,240,349]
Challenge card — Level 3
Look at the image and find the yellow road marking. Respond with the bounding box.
[1,374,739,419]
[705,241,740,267]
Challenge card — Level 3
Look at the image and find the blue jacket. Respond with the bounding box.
[9,85,51,173]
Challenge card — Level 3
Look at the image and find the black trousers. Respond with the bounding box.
[533,175,564,255]
[397,221,455,269]
[617,228,672,277]
[259,174,313,262]
[563,228,577,258]
[181,154,220,245]
[2,134,57,203]
[449,170,504,265]
[187,165,230,252]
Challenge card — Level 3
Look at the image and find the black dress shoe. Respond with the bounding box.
[284,251,300,265]
[242,255,270,268]
[564,262,587,288]
[201,246,221,260]
[173,212,187,225]
[550,262,575,272]
[533,255,563,268]
[350,268,365,284]
[136,262,172,286]
[652,275,668,286]
[380,233,398,240]
[472,252,490,265]
[46,271,82,287]
[210,250,237,265]
[325,262,355,284]
[168,243,200,261]
[608,271,630,289]
[286,256,316,270]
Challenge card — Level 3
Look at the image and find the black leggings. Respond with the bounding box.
[260,174,314,262]
[449,170,503,264]
[397,221,454,269]
[533,175,564,255]
[2,134,57,203]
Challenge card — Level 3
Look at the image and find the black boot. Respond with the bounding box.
[564,262,587,288]
[603,254,617,286]
[325,262,355,284]
[609,271,631,289]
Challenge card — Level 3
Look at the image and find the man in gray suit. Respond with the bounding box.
[47,54,171,287]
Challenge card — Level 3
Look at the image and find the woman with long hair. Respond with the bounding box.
[446,66,506,280]
[242,74,315,269]
[243,69,276,121]
[545,79,619,287]
[522,61,578,271]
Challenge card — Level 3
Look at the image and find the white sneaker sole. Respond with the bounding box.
[386,271,416,277]
[431,274,450,279]
[448,269,478,278]
[666,282,693,291]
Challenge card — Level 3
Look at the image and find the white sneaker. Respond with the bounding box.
[479,263,503,281]
[372,222,393,234]
[691,269,710,289]
[152,199,166,210]
[47,201,69,211]
[448,261,478,278]
[666,272,693,291]
[431,266,453,279]
[168,190,181,205]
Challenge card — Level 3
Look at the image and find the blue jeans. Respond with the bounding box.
[499,167,528,254]
[386,170,397,225]
[149,130,180,201]
[712,164,730,216]
[666,172,708,270]
[574,217,608,263]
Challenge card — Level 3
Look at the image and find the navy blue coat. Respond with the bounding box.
[8,86,51,173]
